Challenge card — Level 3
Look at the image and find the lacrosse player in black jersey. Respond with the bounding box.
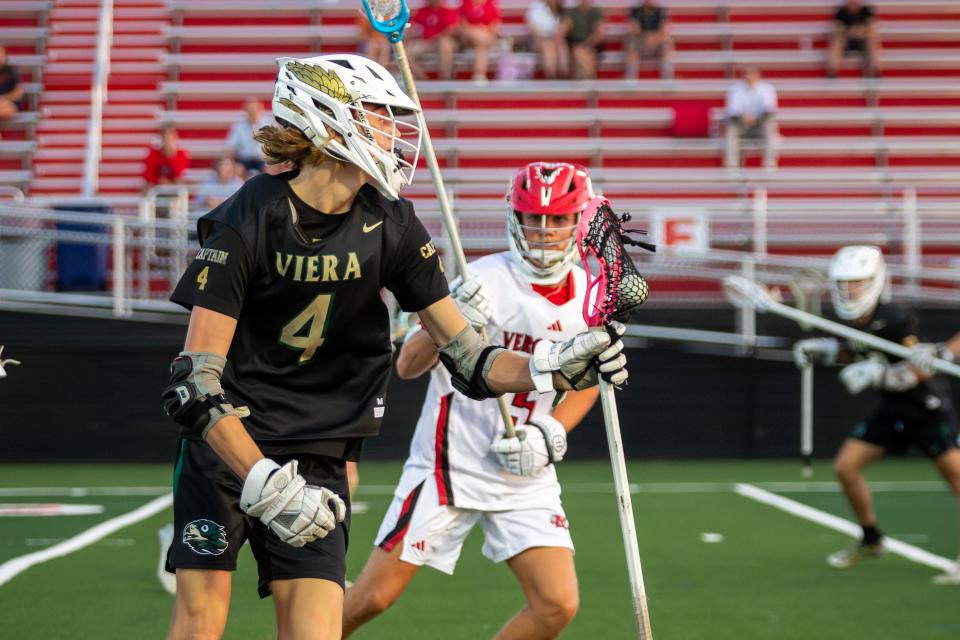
[793,245,960,571]
[159,54,628,640]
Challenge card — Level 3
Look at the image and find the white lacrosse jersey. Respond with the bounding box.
[395,251,590,511]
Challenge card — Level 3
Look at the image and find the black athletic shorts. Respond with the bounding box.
[845,37,866,54]
[851,406,959,459]
[165,439,351,597]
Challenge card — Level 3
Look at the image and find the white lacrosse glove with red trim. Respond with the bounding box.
[490,415,567,477]
[529,321,627,392]
[240,459,347,547]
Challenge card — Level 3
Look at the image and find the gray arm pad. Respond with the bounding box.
[161,351,246,439]
[437,324,506,400]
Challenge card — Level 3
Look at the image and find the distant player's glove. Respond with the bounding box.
[530,322,627,392]
[490,415,567,476]
[792,338,840,369]
[839,358,885,394]
[840,354,919,395]
[450,275,492,331]
[908,342,954,375]
[240,459,346,547]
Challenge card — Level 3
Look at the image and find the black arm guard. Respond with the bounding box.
[439,345,504,401]
[161,353,237,439]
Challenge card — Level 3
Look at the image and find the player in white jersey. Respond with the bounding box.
[343,162,601,639]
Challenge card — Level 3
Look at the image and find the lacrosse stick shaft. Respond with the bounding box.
[771,300,960,378]
[391,40,517,437]
[724,277,960,379]
[801,362,813,478]
[599,379,653,640]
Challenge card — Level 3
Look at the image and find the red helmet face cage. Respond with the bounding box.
[506,162,595,283]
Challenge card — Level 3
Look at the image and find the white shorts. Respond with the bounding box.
[374,476,574,575]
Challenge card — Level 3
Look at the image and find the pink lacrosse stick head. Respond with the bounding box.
[577,196,610,327]
[576,196,651,327]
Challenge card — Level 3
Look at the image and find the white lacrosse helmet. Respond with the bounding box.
[828,245,887,320]
[272,54,422,200]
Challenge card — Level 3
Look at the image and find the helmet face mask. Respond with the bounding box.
[506,162,595,284]
[828,245,886,320]
[272,54,422,200]
[511,211,580,273]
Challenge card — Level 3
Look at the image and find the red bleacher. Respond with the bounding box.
[1,1,959,229]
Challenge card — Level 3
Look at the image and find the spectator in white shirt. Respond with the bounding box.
[225,97,273,175]
[526,0,568,79]
[193,157,244,210]
[724,67,778,170]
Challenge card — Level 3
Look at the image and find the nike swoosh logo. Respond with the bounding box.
[362,221,384,233]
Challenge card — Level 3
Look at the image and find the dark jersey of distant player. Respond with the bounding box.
[843,302,952,418]
[170,171,449,454]
[835,5,874,29]
[629,4,666,33]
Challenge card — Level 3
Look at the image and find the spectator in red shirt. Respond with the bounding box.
[459,0,501,83]
[408,0,460,81]
[143,126,190,190]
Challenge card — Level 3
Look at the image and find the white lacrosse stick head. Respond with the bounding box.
[722,275,774,313]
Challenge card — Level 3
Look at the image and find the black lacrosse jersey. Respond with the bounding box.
[170,171,449,450]
[843,303,953,417]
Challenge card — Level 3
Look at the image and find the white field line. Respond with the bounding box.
[355,480,951,496]
[0,493,173,587]
[735,483,956,573]
[0,481,950,499]
[0,487,170,497]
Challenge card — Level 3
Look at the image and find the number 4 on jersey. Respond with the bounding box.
[279,293,334,364]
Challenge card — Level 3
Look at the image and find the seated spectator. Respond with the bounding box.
[563,0,605,80]
[827,0,881,78]
[459,0,501,83]
[225,97,273,175]
[625,0,673,80]
[525,0,568,79]
[724,67,778,171]
[143,126,191,190]
[357,16,392,69]
[407,0,460,81]
[193,157,244,210]
[0,47,24,133]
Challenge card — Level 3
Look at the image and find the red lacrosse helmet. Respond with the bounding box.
[506,162,595,283]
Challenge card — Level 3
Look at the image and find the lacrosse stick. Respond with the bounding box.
[800,362,813,478]
[362,0,516,436]
[722,275,960,379]
[577,196,655,640]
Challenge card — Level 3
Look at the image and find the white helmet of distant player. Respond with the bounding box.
[828,245,887,320]
[272,54,422,200]
[506,162,595,284]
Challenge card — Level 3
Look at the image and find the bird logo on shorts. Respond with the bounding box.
[182,519,229,556]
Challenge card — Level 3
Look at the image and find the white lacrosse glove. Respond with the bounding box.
[792,337,840,369]
[240,459,347,547]
[490,415,567,477]
[908,342,953,375]
[840,355,920,395]
[839,356,886,395]
[450,275,492,331]
[529,322,627,392]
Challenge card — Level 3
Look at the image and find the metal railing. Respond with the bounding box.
[0,188,957,324]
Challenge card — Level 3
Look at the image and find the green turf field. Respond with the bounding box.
[1,460,958,639]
